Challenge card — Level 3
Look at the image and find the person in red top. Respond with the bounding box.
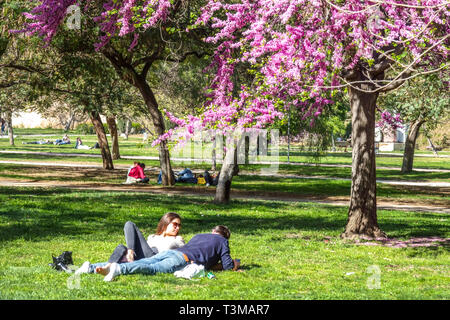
[124,162,149,184]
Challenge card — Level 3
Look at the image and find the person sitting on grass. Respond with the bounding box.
[54,134,71,145]
[74,137,92,150]
[204,170,220,186]
[77,212,185,277]
[76,225,240,282]
[123,162,149,184]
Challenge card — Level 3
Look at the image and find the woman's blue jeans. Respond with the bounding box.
[90,250,188,276]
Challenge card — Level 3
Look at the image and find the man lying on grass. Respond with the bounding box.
[76,225,241,281]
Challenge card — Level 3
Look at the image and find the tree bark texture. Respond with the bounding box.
[6,110,14,146]
[106,116,121,160]
[401,120,424,173]
[90,111,114,170]
[342,83,386,239]
[214,146,239,204]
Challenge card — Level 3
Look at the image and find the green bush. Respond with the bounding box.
[76,123,95,134]
[131,122,143,134]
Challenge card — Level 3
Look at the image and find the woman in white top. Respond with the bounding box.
[122,212,185,262]
[80,213,185,274]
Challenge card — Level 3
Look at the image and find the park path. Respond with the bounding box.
[0,150,449,188]
[0,150,449,213]
[1,149,450,171]
[0,177,448,214]
[0,158,449,187]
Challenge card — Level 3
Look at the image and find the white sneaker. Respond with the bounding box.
[104,262,121,282]
[75,261,90,275]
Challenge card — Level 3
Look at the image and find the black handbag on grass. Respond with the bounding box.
[49,251,74,272]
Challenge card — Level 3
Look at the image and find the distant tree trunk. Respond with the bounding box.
[331,133,336,152]
[63,112,76,132]
[211,136,217,171]
[107,115,120,160]
[124,119,131,139]
[426,137,438,156]
[341,80,386,240]
[214,146,239,204]
[401,120,425,173]
[6,110,14,146]
[90,111,114,170]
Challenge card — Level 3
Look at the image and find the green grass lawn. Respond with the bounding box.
[0,187,448,300]
[0,130,448,300]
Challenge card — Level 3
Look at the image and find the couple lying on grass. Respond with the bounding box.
[75,212,241,281]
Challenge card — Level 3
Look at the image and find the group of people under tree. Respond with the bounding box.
[157,168,220,186]
[75,212,240,282]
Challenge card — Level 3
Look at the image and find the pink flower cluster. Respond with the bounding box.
[12,0,80,44]
[93,0,172,51]
[17,0,173,51]
[16,1,449,146]
[377,110,403,131]
[166,0,448,145]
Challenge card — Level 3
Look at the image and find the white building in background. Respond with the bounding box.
[12,111,60,128]
[375,125,407,151]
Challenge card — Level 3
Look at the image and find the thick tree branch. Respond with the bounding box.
[0,62,47,76]
[0,80,24,88]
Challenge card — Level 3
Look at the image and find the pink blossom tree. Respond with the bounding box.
[17,0,449,238]
[15,0,213,185]
[164,0,449,239]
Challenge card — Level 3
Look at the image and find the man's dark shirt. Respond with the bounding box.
[176,233,234,270]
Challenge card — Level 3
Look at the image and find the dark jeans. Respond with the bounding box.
[108,221,155,263]
[204,171,219,186]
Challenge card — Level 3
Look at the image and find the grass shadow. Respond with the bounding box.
[0,187,448,244]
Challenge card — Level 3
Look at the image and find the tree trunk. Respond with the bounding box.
[106,115,120,160]
[341,84,386,240]
[134,75,175,185]
[124,119,131,139]
[331,133,336,152]
[90,111,114,170]
[6,110,14,146]
[64,112,76,132]
[426,137,438,156]
[401,120,424,173]
[214,145,239,204]
[211,136,217,171]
